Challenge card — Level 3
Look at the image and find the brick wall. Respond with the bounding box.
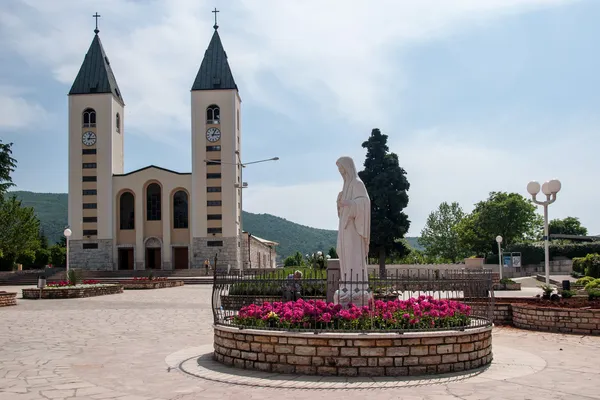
[213,325,492,377]
[22,285,123,299]
[0,292,17,307]
[512,304,600,336]
[120,280,184,290]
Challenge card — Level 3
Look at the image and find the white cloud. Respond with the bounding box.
[0,0,576,139]
[244,126,600,236]
[0,89,49,130]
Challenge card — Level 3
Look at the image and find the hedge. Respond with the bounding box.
[504,242,600,265]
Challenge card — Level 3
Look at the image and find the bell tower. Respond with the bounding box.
[190,12,242,269]
[67,14,125,270]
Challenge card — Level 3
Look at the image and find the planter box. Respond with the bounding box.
[22,284,123,299]
[0,291,17,307]
[494,283,522,291]
[120,280,184,290]
[464,258,484,268]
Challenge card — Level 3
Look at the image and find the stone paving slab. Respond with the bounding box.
[1,285,600,399]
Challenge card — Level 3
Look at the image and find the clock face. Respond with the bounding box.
[206,127,221,143]
[82,131,97,146]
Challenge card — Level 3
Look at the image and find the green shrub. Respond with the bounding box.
[500,278,515,284]
[572,257,586,274]
[588,289,600,300]
[584,278,600,292]
[576,276,595,286]
[67,269,80,285]
[561,289,575,298]
[583,254,600,278]
[506,242,600,265]
[34,248,50,268]
[49,245,66,267]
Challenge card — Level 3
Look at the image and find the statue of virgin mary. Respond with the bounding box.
[334,156,372,307]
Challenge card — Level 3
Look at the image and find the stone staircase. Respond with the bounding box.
[0,268,66,286]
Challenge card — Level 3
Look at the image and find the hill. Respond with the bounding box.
[4,191,422,259]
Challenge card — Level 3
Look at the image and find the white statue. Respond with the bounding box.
[334,156,372,307]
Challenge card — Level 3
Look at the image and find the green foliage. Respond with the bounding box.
[588,289,600,300]
[456,192,542,257]
[576,276,595,286]
[34,248,50,267]
[328,247,338,259]
[16,250,35,267]
[67,269,80,285]
[582,254,600,278]
[50,245,66,267]
[540,284,554,296]
[584,278,600,292]
[560,289,575,298]
[419,201,467,262]
[358,128,410,274]
[508,243,600,266]
[39,229,49,249]
[283,251,305,267]
[0,196,41,270]
[500,278,515,284]
[0,140,17,196]
[549,217,588,237]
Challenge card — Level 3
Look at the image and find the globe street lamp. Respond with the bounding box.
[527,179,562,285]
[495,235,503,280]
[204,156,279,271]
[63,228,72,275]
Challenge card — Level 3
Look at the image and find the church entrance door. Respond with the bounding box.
[173,247,188,269]
[146,248,161,269]
[118,248,134,270]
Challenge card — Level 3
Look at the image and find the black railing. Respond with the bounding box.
[211,268,494,333]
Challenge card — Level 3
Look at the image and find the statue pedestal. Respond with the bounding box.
[333,288,372,308]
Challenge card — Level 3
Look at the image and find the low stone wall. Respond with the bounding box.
[213,325,493,377]
[493,283,522,291]
[0,291,17,307]
[512,304,600,336]
[22,284,123,299]
[121,280,184,290]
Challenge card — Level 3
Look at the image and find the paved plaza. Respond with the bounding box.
[1,285,599,400]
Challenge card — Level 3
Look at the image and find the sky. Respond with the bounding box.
[1,0,599,236]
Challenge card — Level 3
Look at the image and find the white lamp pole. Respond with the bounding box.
[527,179,561,285]
[63,228,72,275]
[495,235,503,280]
[204,156,279,272]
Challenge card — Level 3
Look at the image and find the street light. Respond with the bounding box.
[495,235,503,280]
[527,178,562,285]
[204,155,279,271]
[63,228,72,275]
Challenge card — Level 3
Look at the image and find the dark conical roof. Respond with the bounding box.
[69,34,124,105]
[191,29,237,91]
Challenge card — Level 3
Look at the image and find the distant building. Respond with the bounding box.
[66,16,276,270]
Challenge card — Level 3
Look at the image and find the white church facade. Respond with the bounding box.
[66,19,277,271]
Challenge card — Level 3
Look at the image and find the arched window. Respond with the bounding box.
[116,113,121,133]
[83,108,96,127]
[173,190,188,229]
[146,183,161,221]
[119,192,135,230]
[206,105,220,124]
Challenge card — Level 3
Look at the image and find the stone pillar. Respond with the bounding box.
[326,258,340,303]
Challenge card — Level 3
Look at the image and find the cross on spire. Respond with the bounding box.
[212,8,219,30]
[93,12,101,34]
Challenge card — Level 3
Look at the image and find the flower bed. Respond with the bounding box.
[233,296,473,331]
[512,303,600,335]
[120,278,184,290]
[213,324,493,377]
[0,291,17,307]
[22,284,123,299]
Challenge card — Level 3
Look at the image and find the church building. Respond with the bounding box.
[66,16,278,271]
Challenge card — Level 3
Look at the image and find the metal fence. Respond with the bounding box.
[211,268,494,333]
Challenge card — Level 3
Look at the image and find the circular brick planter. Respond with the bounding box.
[120,280,184,290]
[22,284,123,299]
[512,303,600,336]
[213,324,492,377]
[0,291,17,307]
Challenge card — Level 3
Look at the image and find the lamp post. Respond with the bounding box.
[204,155,279,271]
[63,228,72,275]
[527,179,562,285]
[495,235,503,280]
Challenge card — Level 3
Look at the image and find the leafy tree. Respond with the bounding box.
[34,248,50,267]
[419,202,467,262]
[456,192,541,257]
[358,128,410,276]
[50,245,66,267]
[0,196,41,270]
[39,229,49,249]
[0,140,16,196]
[57,235,67,247]
[328,247,338,259]
[549,217,588,237]
[283,251,305,267]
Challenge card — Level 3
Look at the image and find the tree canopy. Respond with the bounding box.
[0,196,41,266]
[419,201,467,262]
[358,128,410,275]
[456,192,542,257]
[549,217,588,237]
[0,140,17,196]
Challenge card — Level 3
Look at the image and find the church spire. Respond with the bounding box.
[68,15,124,105]
[191,10,237,91]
